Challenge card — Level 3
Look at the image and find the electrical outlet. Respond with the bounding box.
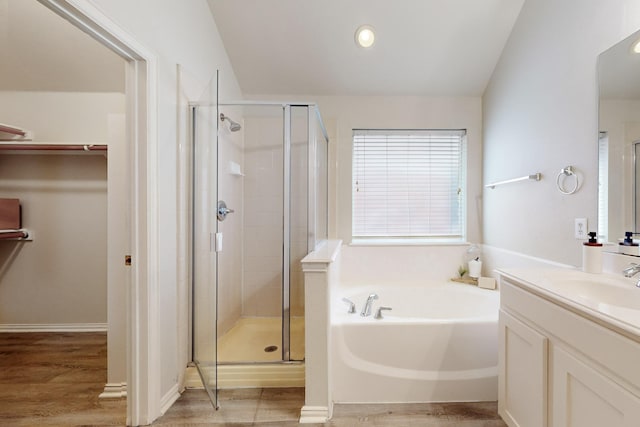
[575,218,588,239]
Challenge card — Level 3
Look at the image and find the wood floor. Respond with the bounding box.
[157,388,507,426]
[0,332,507,426]
[0,332,126,426]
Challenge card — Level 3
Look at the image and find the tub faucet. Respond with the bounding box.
[360,293,379,317]
[623,263,640,287]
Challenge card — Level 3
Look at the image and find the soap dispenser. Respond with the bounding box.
[618,231,640,256]
[465,244,482,279]
[582,232,602,274]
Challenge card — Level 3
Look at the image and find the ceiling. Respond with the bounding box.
[0,0,124,92]
[0,1,525,97]
[208,0,525,97]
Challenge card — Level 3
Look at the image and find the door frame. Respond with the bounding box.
[38,1,159,425]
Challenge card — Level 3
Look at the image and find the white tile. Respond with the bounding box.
[242,272,282,316]
[243,256,282,274]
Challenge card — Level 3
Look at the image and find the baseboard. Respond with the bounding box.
[0,323,108,332]
[160,383,181,415]
[99,382,127,399]
[299,405,332,423]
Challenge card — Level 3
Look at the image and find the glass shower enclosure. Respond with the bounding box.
[191,100,328,409]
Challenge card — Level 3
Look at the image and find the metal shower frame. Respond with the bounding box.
[196,99,329,363]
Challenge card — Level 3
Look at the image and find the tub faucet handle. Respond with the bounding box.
[341,297,356,314]
[374,306,392,319]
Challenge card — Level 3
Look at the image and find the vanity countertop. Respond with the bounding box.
[497,268,640,341]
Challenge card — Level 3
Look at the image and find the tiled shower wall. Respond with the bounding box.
[242,116,284,317]
[242,111,308,318]
[216,107,244,336]
[289,107,309,318]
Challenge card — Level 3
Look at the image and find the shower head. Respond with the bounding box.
[220,113,242,132]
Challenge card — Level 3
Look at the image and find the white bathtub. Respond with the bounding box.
[331,282,500,403]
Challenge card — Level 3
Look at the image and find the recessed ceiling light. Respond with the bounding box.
[355,25,375,48]
[633,39,640,53]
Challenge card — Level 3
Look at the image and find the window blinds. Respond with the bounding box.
[352,129,466,239]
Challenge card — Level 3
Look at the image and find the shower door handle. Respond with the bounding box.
[217,200,235,221]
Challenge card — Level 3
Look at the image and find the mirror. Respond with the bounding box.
[598,29,640,249]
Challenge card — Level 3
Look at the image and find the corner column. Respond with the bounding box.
[299,240,341,423]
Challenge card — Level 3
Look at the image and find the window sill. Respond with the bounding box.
[349,238,469,247]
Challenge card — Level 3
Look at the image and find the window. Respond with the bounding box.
[352,129,466,241]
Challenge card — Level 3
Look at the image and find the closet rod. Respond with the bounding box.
[0,124,26,137]
[0,230,28,239]
[0,144,107,151]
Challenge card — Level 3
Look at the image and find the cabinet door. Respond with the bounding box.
[552,346,640,427]
[499,310,548,427]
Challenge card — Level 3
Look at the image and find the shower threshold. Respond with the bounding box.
[185,363,304,389]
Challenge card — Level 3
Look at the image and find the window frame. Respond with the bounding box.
[351,128,468,244]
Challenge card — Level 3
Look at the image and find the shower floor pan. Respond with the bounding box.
[187,316,305,389]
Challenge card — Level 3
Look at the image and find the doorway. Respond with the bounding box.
[0,0,126,393]
[1,0,158,425]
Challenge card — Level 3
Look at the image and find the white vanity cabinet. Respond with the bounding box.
[499,274,640,427]
[499,310,548,427]
[551,345,640,427]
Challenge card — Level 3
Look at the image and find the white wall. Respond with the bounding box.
[106,113,128,391]
[482,0,640,267]
[89,0,243,406]
[0,91,124,142]
[0,155,107,325]
[0,91,124,327]
[0,0,124,92]
[248,95,484,246]
[339,244,476,287]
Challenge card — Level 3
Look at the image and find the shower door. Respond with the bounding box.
[215,104,303,364]
[190,99,328,400]
[217,104,285,364]
[192,102,218,409]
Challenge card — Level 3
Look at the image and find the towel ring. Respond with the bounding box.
[556,166,579,195]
